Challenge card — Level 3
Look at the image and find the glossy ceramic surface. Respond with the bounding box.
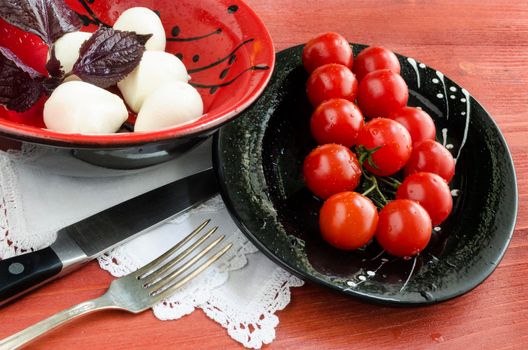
[214,44,518,305]
[0,0,274,167]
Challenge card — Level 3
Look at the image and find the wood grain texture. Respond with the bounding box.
[0,0,527,349]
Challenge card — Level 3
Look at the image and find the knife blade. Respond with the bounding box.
[0,168,219,307]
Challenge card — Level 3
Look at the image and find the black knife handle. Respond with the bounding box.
[0,247,63,304]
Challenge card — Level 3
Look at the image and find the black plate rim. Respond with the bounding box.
[212,44,519,306]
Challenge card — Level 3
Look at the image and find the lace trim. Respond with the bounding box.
[202,268,304,348]
[98,199,304,349]
[0,153,44,259]
[0,149,305,349]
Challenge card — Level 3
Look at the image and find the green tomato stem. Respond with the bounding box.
[361,183,377,196]
[370,197,385,208]
[387,176,402,186]
[377,176,400,190]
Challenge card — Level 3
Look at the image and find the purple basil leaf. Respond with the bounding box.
[135,34,152,47]
[46,45,64,78]
[42,77,62,95]
[0,47,45,112]
[0,46,42,79]
[72,27,152,88]
[0,0,82,45]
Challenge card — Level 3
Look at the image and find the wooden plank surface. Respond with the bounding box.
[1,0,528,349]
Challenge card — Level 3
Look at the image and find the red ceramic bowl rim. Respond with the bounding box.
[0,0,275,148]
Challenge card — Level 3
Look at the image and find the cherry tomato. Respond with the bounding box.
[356,118,412,176]
[388,107,436,146]
[396,172,453,226]
[376,199,432,257]
[306,64,358,107]
[303,144,362,199]
[357,69,409,118]
[319,192,378,250]
[302,32,353,73]
[310,98,364,147]
[353,46,401,81]
[404,140,456,183]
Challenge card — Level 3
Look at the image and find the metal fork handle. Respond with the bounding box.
[0,294,114,350]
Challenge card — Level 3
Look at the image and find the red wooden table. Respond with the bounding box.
[1,0,527,348]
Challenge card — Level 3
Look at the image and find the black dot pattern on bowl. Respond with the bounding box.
[76,0,110,27]
[220,68,230,79]
[74,1,270,97]
[228,5,239,13]
[191,65,270,95]
[171,26,180,37]
[167,28,222,42]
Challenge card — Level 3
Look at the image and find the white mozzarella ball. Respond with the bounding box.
[50,31,91,75]
[117,51,189,113]
[135,81,203,132]
[113,7,166,51]
[44,81,128,134]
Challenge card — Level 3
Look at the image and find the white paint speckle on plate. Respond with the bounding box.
[407,57,421,88]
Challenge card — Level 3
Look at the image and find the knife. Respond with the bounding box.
[0,168,219,307]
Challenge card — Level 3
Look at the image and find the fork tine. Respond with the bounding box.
[151,243,233,302]
[133,219,210,278]
[141,226,218,282]
[145,235,225,288]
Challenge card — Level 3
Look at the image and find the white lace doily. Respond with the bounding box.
[0,140,303,349]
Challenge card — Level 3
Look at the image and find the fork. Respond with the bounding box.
[0,220,231,350]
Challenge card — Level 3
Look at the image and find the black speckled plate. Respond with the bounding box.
[213,44,518,305]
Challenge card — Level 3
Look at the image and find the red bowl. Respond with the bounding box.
[0,0,274,166]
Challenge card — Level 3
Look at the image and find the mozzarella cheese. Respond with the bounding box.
[44,81,128,134]
[117,51,189,113]
[113,7,166,51]
[50,31,91,77]
[135,81,203,132]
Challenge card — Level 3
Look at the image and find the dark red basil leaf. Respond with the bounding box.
[42,77,62,96]
[0,0,82,45]
[0,46,42,79]
[72,28,152,88]
[46,45,64,78]
[0,47,45,112]
[135,34,152,47]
